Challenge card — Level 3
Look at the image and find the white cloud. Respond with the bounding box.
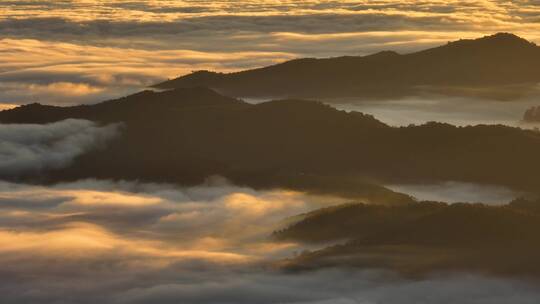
[387,181,522,205]
[1,1,540,106]
[0,178,538,303]
[0,119,121,176]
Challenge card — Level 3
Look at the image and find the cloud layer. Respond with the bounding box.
[0,178,538,303]
[330,94,540,127]
[0,117,536,301]
[2,3,540,301]
[387,181,522,205]
[0,119,121,176]
[1,1,540,106]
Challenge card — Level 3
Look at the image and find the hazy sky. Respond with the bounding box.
[1,0,540,106]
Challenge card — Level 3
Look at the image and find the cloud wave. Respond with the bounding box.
[0,119,121,176]
[0,178,538,303]
[1,1,540,106]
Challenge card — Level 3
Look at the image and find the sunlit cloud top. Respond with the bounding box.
[0,0,539,106]
[2,1,539,27]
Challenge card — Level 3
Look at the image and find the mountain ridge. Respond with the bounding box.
[276,198,540,277]
[155,33,540,99]
[2,87,540,199]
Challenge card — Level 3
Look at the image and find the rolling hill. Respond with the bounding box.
[1,87,540,199]
[155,33,540,100]
[276,198,540,277]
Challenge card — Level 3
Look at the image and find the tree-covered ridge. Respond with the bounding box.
[156,33,540,100]
[2,87,540,198]
[276,198,540,277]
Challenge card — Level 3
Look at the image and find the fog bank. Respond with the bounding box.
[387,181,521,205]
[0,179,538,303]
[0,119,121,176]
[331,95,540,128]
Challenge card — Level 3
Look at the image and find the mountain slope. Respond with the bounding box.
[276,198,540,277]
[0,87,247,124]
[2,87,540,197]
[155,33,540,99]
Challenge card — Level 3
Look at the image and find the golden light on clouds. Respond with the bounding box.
[66,190,163,207]
[0,180,346,269]
[2,2,540,303]
[223,191,307,216]
[0,222,254,265]
[0,1,539,106]
[0,223,117,254]
[0,103,17,111]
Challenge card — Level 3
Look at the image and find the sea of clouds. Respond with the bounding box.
[0,118,538,303]
[0,178,538,303]
[0,119,121,176]
[2,2,540,300]
[1,0,539,106]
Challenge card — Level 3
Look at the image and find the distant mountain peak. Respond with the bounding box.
[154,33,540,98]
[115,86,244,108]
[446,32,537,49]
[189,70,222,78]
[485,32,532,43]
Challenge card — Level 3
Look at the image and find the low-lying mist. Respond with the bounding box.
[0,119,121,176]
[328,95,540,128]
[244,93,540,129]
[2,94,540,302]
[0,177,353,271]
[0,179,538,303]
[386,182,522,205]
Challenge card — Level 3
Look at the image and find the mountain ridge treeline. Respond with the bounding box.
[155,33,540,100]
[275,198,540,277]
[1,87,540,199]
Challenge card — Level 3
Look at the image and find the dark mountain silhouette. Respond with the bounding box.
[2,87,540,199]
[155,33,540,99]
[276,198,540,277]
[0,87,246,124]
